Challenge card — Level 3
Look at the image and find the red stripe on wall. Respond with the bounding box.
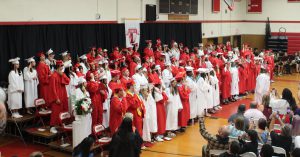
[0,20,300,25]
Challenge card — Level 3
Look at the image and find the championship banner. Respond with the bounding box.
[247,0,262,13]
[212,0,221,13]
[125,20,140,48]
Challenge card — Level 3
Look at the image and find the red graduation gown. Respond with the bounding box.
[221,68,232,99]
[126,91,145,136]
[87,81,103,126]
[48,72,70,126]
[178,84,191,127]
[144,47,154,59]
[109,96,127,134]
[36,62,51,107]
[129,61,138,77]
[156,92,168,135]
[238,66,246,94]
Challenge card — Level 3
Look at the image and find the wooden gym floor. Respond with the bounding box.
[0,73,299,157]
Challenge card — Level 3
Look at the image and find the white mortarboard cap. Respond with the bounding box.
[103,60,108,64]
[100,74,107,80]
[61,51,68,56]
[140,84,148,89]
[199,43,203,46]
[217,52,223,56]
[47,48,54,55]
[185,66,194,72]
[135,64,143,71]
[142,68,147,72]
[25,56,35,63]
[198,68,207,73]
[259,52,264,57]
[79,54,87,60]
[8,57,20,64]
[77,77,86,84]
[165,62,171,66]
[155,65,161,70]
[103,49,108,52]
[64,60,72,68]
[170,77,176,82]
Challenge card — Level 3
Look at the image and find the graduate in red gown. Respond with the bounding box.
[108,70,122,91]
[177,73,191,131]
[120,68,130,88]
[86,47,96,63]
[129,55,140,77]
[125,80,145,136]
[238,61,246,95]
[36,52,51,108]
[48,60,70,134]
[86,72,103,127]
[221,62,232,104]
[180,47,190,62]
[153,79,169,139]
[109,85,127,134]
[143,40,154,59]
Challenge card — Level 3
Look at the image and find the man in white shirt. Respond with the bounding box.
[244,102,266,120]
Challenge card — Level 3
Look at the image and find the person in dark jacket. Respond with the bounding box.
[73,135,95,157]
[109,115,143,157]
[219,141,241,157]
[238,130,258,156]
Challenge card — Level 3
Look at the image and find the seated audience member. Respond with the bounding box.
[29,151,44,157]
[238,130,258,156]
[228,104,249,130]
[109,115,143,157]
[73,135,95,157]
[199,117,230,157]
[292,110,300,136]
[219,141,241,157]
[227,117,246,137]
[260,144,274,157]
[295,52,300,73]
[244,102,266,120]
[282,88,298,113]
[260,94,272,120]
[292,148,300,157]
[0,87,7,134]
[254,118,269,144]
[269,112,293,157]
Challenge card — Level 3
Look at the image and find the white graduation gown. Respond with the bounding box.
[104,70,112,83]
[206,78,214,109]
[79,62,88,74]
[162,69,173,88]
[165,88,183,131]
[8,71,24,110]
[196,77,211,114]
[254,73,270,104]
[103,86,112,128]
[67,73,78,113]
[141,94,151,142]
[23,67,39,108]
[210,75,220,107]
[186,76,198,119]
[171,48,180,61]
[230,67,239,96]
[132,73,148,93]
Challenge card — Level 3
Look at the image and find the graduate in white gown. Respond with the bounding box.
[64,61,79,113]
[23,57,39,114]
[205,70,215,114]
[230,62,239,101]
[100,74,112,128]
[209,69,221,111]
[185,66,198,119]
[255,67,270,104]
[196,68,211,117]
[140,85,152,142]
[79,54,89,74]
[162,63,173,88]
[45,48,56,72]
[8,57,24,118]
[165,78,183,135]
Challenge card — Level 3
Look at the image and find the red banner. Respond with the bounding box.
[212,0,221,13]
[247,0,262,13]
[288,0,300,2]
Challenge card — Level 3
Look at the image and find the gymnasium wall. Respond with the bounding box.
[0,0,299,42]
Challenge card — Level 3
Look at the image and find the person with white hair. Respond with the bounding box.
[8,57,24,118]
[23,57,39,114]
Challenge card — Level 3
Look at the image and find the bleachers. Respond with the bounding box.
[271,32,300,54]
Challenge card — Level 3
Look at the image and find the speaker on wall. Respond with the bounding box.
[146,4,156,21]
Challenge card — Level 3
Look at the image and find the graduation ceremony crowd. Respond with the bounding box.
[5,38,300,157]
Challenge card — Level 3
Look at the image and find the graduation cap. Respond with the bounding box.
[77,77,86,84]
[60,51,68,56]
[47,48,54,55]
[37,52,45,58]
[64,60,72,68]
[56,60,64,66]
[111,70,121,77]
[79,54,87,60]
[135,64,143,71]
[198,68,207,73]
[145,40,152,44]
[185,66,194,72]
[25,56,35,63]
[8,57,20,64]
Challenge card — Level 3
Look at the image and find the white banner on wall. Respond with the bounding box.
[125,19,140,48]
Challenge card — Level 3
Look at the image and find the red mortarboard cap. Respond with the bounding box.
[121,68,129,73]
[144,56,149,60]
[179,43,183,46]
[184,47,189,51]
[156,38,161,44]
[56,60,63,66]
[91,46,96,50]
[153,78,161,85]
[97,48,102,51]
[75,63,81,68]
[111,70,121,77]
[211,51,217,56]
[171,57,176,62]
[179,60,186,66]
[193,47,198,52]
[126,79,135,87]
[37,52,45,58]
[113,84,124,93]
[114,46,119,51]
[128,47,133,51]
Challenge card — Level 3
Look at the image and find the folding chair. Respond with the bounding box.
[34,98,51,128]
[240,152,257,157]
[59,112,74,144]
[209,149,227,157]
[273,146,286,157]
[93,124,111,152]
